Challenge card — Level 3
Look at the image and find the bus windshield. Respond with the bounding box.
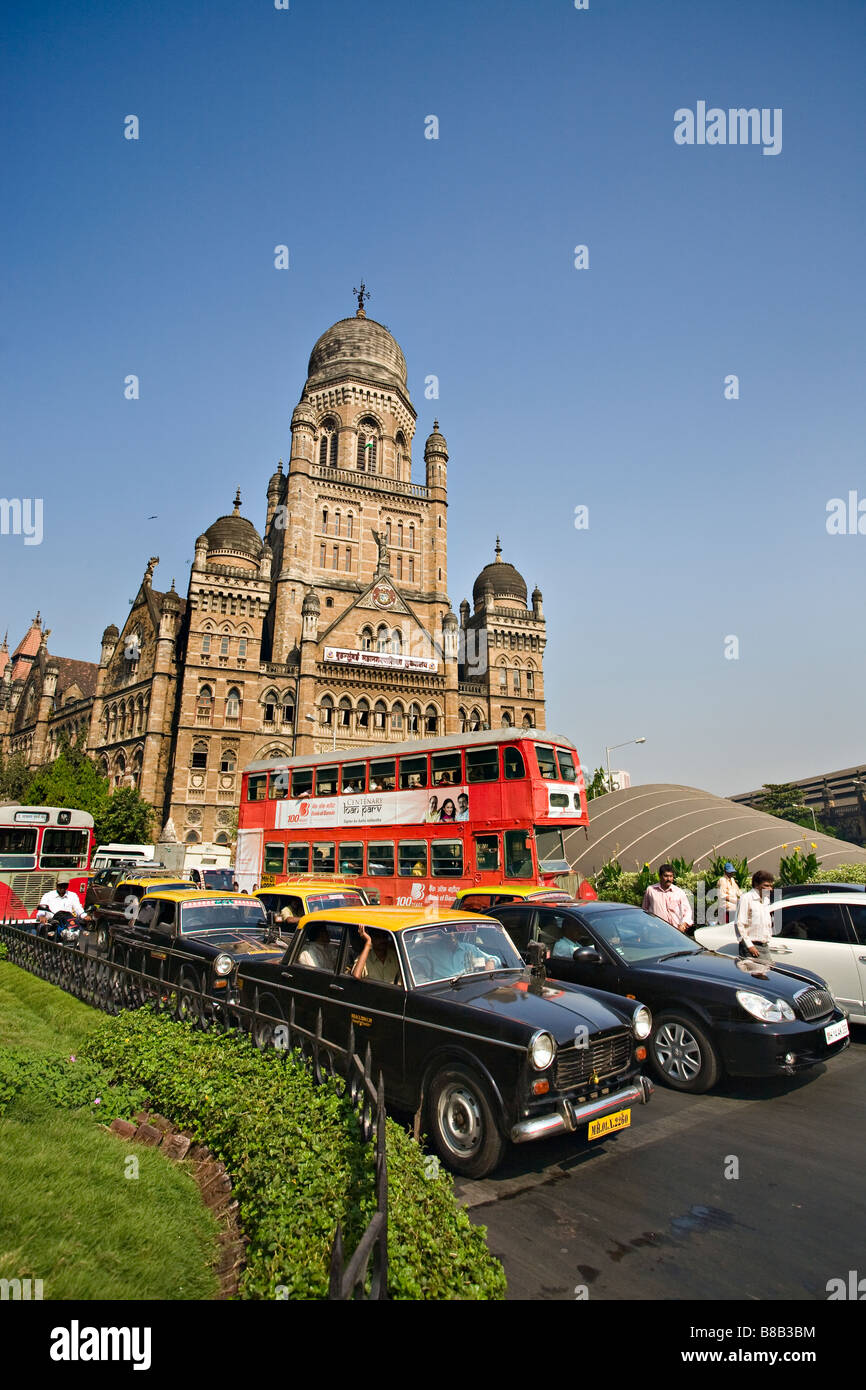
[535,828,570,874]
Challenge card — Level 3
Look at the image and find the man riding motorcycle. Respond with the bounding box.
[36,876,90,942]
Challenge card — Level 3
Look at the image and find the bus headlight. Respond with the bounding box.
[632,1006,652,1040]
[214,953,234,977]
[528,1030,556,1071]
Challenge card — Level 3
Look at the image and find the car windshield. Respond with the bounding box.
[306,891,365,912]
[179,899,267,933]
[403,921,524,985]
[200,870,236,891]
[583,907,701,964]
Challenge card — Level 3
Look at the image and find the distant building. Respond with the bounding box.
[609,769,631,791]
[730,766,866,848]
[0,295,549,864]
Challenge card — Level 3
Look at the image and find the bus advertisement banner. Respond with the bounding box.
[274,786,471,829]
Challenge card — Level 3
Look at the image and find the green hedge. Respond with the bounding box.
[82,1010,506,1301]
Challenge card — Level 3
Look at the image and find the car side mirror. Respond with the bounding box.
[573,946,603,965]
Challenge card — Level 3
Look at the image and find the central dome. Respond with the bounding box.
[472,540,528,608]
[306,315,408,395]
[204,491,263,564]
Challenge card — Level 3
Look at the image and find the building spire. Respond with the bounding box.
[353,281,371,318]
[233,488,242,514]
[494,536,502,562]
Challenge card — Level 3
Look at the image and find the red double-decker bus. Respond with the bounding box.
[0,805,94,920]
[237,729,586,907]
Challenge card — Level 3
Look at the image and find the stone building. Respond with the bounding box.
[0,296,548,861]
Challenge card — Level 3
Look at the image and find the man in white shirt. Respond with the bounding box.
[36,877,87,925]
[297,921,337,971]
[735,870,776,964]
[642,865,693,933]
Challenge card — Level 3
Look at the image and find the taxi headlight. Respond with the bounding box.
[214,953,234,977]
[632,1005,652,1040]
[528,1030,556,1071]
[736,990,795,1023]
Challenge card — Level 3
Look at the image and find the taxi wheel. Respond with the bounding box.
[175,970,205,1025]
[427,1065,505,1179]
[252,995,284,1050]
[649,1011,721,1093]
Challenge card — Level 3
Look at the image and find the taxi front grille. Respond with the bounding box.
[553,1030,632,1091]
[794,987,835,1022]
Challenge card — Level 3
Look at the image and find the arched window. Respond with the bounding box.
[376,625,389,652]
[262,690,278,724]
[458,707,468,733]
[281,693,295,726]
[220,636,230,657]
[513,666,521,696]
[408,523,415,549]
[220,748,237,774]
[226,686,241,719]
[360,626,374,651]
[397,522,403,547]
[114,752,126,789]
[346,513,353,539]
[522,713,533,729]
[390,701,404,733]
[469,708,483,732]
[319,417,339,468]
[501,711,513,728]
[201,632,211,655]
[338,696,352,728]
[424,704,438,735]
[373,700,387,731]
[197,686,213,723]
[357,698,370,729]
[136,695,145,732]
[322,507,329,533]
[357,417,379,472]
[498,661,508,692]
[191,741,208,770]
[526,669,535,696]
[391,629,402,655]
[320,695,334,727]
[214,831,230,846]
[407,702,421,734]
[334,510,341,537]
[132,747,143,787]
[395,430,406,476]
[185,830,200,844]
[396,556,402,580]
[408,558,414,582]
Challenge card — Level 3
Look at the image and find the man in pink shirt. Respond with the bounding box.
[642,864,693,932]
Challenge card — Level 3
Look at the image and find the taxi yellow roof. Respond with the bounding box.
[254,882,365,896]
[457,883,563,899]
[143,889,261,905]
[297,906,494,934]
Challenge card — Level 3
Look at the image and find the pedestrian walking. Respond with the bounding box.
[642,863,693,933]
[735,869,776,969]
[717,862,742,925]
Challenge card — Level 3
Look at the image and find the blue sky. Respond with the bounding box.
[2,0,864,794]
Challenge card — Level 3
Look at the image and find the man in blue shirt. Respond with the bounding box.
[551,917,587,958]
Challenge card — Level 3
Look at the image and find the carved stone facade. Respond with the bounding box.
[0,300,547,858]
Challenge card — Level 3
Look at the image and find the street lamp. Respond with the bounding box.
[306,711,336,752]
[605,737,646,793]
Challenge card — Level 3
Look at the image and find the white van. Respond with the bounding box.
[91,843,156,871]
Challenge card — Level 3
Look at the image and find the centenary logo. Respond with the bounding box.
[298,801,310,817]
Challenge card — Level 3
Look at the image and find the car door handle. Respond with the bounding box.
[770,946,791,954]
[329,983,345,993]
[859,955,866,963]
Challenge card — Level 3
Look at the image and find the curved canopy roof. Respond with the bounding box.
[564,783,864,876]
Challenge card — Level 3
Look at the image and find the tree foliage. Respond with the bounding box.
[0,752,33,803]
[15,742,153,846]
[754,783,837,837]
[585,767,610,800]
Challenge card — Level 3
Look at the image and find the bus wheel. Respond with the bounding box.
[427,1064,505,1179]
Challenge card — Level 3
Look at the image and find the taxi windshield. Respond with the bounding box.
[179,899,267,934]
[584,907,701,964]
[306,891,365,912]
[404,921,524,985]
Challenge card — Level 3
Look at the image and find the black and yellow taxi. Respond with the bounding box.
[106,889,286,1012]
[89,868,192,919]
[253,877,374,932]
[451,884,577,914]
[236,905,654,1178]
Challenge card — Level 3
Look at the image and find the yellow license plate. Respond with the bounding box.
[588,1108,631,1141]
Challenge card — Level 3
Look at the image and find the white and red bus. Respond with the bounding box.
[237,729,587,907]
[0,805,94,920]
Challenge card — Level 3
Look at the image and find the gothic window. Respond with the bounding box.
[397,522,403,547]
[501,711,513,728]
[226,687,241,720]
[408,523,415,549]
[319,418,339,468]
[345,548,351,571]
[201,633,211,655]
[373,700,387,731]
[408,558,414,582]
[407,703,421,733]
[360,626,373,651]
[469,708,483,732]
[356,698,370,729]
[220,636,230,657]
[391,629,402,655]
[526,669,535,696]
[262,691,278,724]
[322,508,328,533]
[281,694,295,726]
[396,555,402,580]
[498,663,508,692]
[185,831,200,845]
[335,511,341,537]
[513,664,521,696]
[191,741,208,770]
[522,713,533,729]
[458,706,467,733]
[220,748,237,774]
[332,546,339,570]
[215,832,230,846]
[357,417,379,472]
[338,696,352,728]
[320,543,326,566]
[376,625,389,652]
[395,430,406,476]
[320,695,334,727]
[390,702,404,733]
[238,638,247,659]
[346,513,353,539]
[197,686,213,723]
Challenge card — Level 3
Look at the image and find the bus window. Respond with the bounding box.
[367,842,395,876]
[248,775,267,802]
[370,760,396,792]
[264,843,286,875]
[474,834,500,873]
[338,842,364,874]
[341,762,367,794]
[466,746,498,783]
[269,770,289,800]
[312,842,336,873]
[432,750,462,787]
[550,793,570,808]
[287,843,310,873]
[503,747,526,780]
[398,841,428,876]
[0,827,37,869]
[535,828,570,874]
[504,830,534,879]
[316,766,338,797]
[41,829,90,869]
[535,745,558,780]
[555,748,577,783]
[431,840,463,877]
[292,768,313,798]
[399,755,428,790]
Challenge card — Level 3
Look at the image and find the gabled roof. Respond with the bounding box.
[53,657,98,703]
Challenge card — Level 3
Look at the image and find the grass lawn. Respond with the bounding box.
[0,960,221,1300]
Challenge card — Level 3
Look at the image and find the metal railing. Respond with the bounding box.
[0,921,388,1300]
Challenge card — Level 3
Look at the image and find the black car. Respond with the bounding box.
[235,906,655,1179]
[487,900,851,1093]
[106,890,287,1012]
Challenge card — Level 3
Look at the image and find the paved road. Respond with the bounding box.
[458,1027,866,1301]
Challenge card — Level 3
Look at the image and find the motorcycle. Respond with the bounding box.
[39,908,92,948]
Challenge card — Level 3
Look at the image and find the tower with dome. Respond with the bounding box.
[0,293,547,862]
